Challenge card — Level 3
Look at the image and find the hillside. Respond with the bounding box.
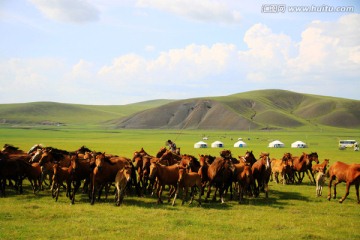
[0,90,359,130]
[114,90,360,130]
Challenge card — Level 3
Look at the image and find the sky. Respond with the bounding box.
[1,0,359,105]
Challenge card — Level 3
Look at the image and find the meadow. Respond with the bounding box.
[0,126,360,240]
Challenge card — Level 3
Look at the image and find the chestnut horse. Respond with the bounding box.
[327,161,360,203]
[292,152,319,184]
[233,162,254,203]
[149,162,179,204]
[91,153,131,204]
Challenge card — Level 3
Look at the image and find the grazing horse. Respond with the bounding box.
[172,166,202,206]
[91,153,131,205]
[292,152,319,184]
[252,153,271,198]
[114,166,132,206]
[149,162,179,204]
[327,161,360,203]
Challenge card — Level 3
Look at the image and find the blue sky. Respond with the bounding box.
[1,0,359,104]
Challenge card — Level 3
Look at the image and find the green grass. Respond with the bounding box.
[1,126,360,240]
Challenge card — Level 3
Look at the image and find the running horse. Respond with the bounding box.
[292,152,319,184]
[327,161,360,204]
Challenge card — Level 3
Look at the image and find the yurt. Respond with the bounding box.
[233,140,247,148]
[194,141,208,148]
[211,140,224,148]
[268,140,285,148]
[291,141,307,148]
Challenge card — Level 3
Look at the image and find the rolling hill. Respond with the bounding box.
[0,90,359,130]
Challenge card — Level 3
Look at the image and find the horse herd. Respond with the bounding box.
[0,143,359,206]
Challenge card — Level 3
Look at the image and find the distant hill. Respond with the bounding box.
[113,90,360,130]
[0,90,359,130]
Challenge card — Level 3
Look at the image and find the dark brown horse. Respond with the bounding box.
[204,157,234,203]
[239,150,257,166]
[252,152,272,198]
[51,162,73,202]
[327,161,360,203]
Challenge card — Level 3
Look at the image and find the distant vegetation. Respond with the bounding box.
[0,89,359,130]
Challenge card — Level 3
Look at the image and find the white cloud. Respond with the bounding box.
[29,0,99,23]
[136,0,241,24]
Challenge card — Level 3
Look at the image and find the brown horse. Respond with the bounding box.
[172,166,202,206]
[149,162,179,204]
[0,153,25,196]
[241,150,258,166]
[115,165,132,206]
[312,159,330,175]
[69,154,93,204]
[204,157,234,203]
[18,160,42,193]
[179,154,201,173]
[235,163,254,203]
[51,163,73,202]
[271,153,293,185]
[292,152,319,184]
[91,153,131,204]
[252,152,272,198]
[327,161,360,203]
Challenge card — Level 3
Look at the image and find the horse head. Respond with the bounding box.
[149,162,159,180]
[309,152,319,164]
[244,150,257,166]
[95,152,106,171]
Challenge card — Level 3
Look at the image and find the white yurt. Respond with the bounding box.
[291,141,307,148]
[268,140,285,148]
[194,141,208,148]
[233,140,247,148]
[211,140,224,148]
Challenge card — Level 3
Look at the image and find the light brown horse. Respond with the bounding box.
[149,162,179,204]
[271,153,293,185]
[312,159,330,175]
[327,161,360,203]
[172,166,202,206]
[114,166,132,206]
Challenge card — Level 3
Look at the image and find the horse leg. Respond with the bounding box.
[205,183,212,202]
[333,179,340,199]
[339,182,351,203]
[355,183,360,204]
[182,187,188,205]
[157,185,164,204]
[172,183,180,206]
[305,170,314,184]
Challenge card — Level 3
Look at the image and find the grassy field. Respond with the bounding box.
[0,126,360,240]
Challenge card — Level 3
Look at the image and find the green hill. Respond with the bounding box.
[0,90,359,130]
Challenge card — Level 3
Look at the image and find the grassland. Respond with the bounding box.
[0,126,360,240]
